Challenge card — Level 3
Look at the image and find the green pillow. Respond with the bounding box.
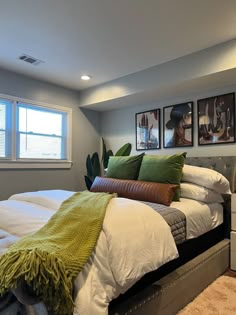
[106,153,144,180]
[138,153,186,200]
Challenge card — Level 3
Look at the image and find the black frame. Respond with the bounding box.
[163,102,193,148]
[197,92,235,146]
[135,109,161,150]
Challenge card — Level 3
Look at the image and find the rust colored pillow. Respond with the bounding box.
[90,177,178,206]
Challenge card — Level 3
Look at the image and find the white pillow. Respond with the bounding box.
[182,164,231,194]
[180,182,224,203]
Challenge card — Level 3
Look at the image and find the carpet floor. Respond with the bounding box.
[178,269,236,315]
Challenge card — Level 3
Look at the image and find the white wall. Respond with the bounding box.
[1,65,236,200]
[101,84,236,157]
[0,68,101,199]
[80,40,236,109]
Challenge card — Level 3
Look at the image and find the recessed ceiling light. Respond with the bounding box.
[81,75,92,81]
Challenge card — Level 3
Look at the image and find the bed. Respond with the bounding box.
[0,155,234,315]
[110,155,235,315]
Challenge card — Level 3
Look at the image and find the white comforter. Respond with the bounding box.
[0,190,178,315]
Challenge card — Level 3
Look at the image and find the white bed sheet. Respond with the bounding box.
[171,198,223,239]
[0,191,224,314]
[6,191,223,241]
[0,190,178,315]
[0,229,19,255]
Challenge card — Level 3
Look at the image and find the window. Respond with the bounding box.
[0,99,12,158]
[0,96,72,168]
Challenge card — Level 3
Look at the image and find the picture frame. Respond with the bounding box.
[197,92,235,146]
[136,109,160,150]
[163,102,193,148]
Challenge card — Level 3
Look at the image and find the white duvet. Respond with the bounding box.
[171,198,223,239]
[0,190,178,315]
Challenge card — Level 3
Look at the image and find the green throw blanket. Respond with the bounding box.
[0,191,114,315]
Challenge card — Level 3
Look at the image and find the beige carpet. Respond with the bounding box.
[178,270,236,315]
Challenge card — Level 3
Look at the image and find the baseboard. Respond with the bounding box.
[112,239,230,315]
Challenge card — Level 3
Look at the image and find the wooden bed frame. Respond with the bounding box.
[109,156,236,315]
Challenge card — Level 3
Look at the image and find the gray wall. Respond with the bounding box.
[101,85,236,156]
[1,67,236,200]
[80,39,236,109]
[0,68,101,200]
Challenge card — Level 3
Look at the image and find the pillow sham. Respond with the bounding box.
[180,182,224,203]
[90,176,178,206]
[137,152,187,201]
[182,164,231,194]
[106,153,144,180]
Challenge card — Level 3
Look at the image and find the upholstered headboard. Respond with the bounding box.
[186,156,236,193]
[185,156,236,238]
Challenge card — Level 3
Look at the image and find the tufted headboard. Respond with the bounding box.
[185,156,236,193]
[185,156,236,237]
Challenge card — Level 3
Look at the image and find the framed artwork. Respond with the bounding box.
[136,109,160,150]
[163,102,193,148]
[197,92,235,145]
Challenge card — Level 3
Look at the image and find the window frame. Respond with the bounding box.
[0,93,72,169]
[0,99,13,159]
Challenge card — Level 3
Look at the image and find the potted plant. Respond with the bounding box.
[84,139,131,190]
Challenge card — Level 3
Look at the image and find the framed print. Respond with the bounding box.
[163,102,193,148]
[197,92,235,145]
[136,109,160,150]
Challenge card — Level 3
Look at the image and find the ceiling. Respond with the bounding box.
[0,0,236,91]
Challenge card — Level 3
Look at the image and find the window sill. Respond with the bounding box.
[0,161,72,169]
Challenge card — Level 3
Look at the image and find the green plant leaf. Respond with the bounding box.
[84,175,93,190]
[86,154,94,178]
[91,152,101,177]
[103,149,113,168]
[102,138,114,168]
[102,138,107,163]
[115,143,132,156]
[85,140,131,189]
